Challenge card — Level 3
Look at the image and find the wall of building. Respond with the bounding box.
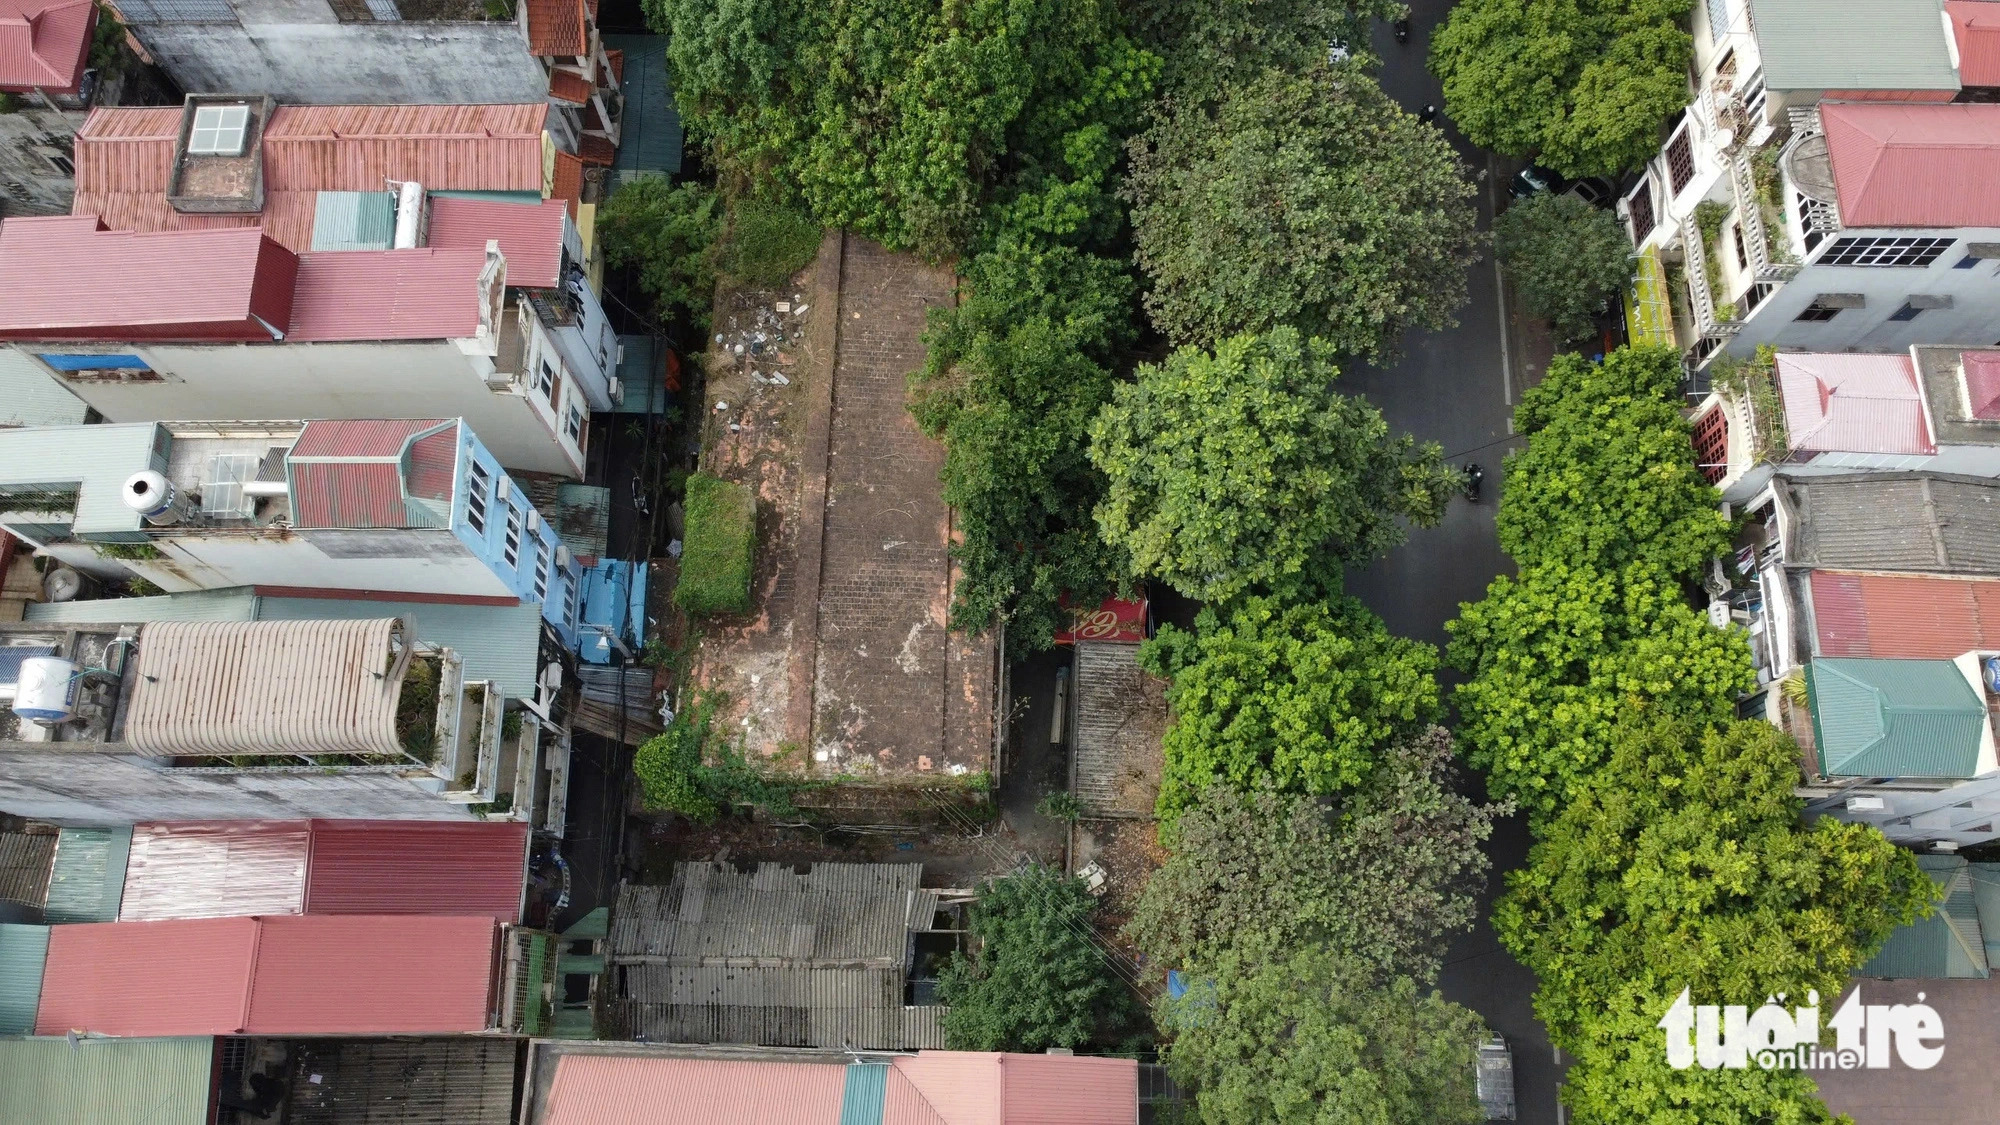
[13,341,583,477]
[544,282,617,410]
[129,18,547,105]
[452,427,582,644]
[125,529,515,597]
[0,109,84,216]
[1724,229,2000,360]
[0,753,476,822]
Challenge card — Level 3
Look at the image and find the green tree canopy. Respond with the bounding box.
[1141,597,1443,819]
[1499,346,1732,580]
[1492,192,1636,343]
[1125,0,1403,103]
[1496,716,1934,1124]
[1089,328,1459,603]
[1123,64,1480,359]
[1161,939,1488,1125]
[1429,0,1694,178]
[1126,728,1505,983]
[596,179,723,329]
[937,865,1138,1051]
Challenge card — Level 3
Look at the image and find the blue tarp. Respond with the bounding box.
[578,558,647,664]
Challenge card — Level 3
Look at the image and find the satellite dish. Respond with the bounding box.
[1783,133,1837,204]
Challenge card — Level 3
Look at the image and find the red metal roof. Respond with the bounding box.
[1775,352,1936,456]
[290,417,449,459]
[404,425,461,503]
[286,248,489,342]
[525,0,588,56]
[0,0,92,93]
[427,197,566,289]
[1961,351,2000,419]
[120,821,310,922]
[288,421,461,528]
[36,914,499,1036]
[1950,2,2000,87]
[1810,570,2000,659]
[894,1053,1139,1125]
[549,66,591,106]
[0,216,298,341]
[1822,102,2000,228]
[304,820,527,923]
[73,103,549,252]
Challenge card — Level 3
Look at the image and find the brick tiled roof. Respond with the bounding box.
[578,132,615,166]
[525,0,587,57]
[548,66,591,105]
[550,149,584,221]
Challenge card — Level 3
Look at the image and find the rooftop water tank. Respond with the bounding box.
[121,470,187,525]
[12,656,79,724]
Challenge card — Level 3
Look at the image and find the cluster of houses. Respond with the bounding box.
[0,3,1143,1122]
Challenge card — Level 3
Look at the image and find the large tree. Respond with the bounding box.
[1429,0,1694,179]
[1140,598,1443,819]
[1088,328,1459,603]
[1123,64,1480,359]
[1492,192,1636,344]
[1497,716,1933,1124]
[595,179,723,329]
[937,865,1138,1051]
[1125,0,1403,103]
[1161,939,1488,1125]
[1127,728,1505,983]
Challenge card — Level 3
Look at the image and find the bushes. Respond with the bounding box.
[675,473,756,616]
[596,179,723,328]
[1492,192,1635,344]
[713,197,823,288]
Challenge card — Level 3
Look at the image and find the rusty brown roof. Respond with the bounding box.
[525,0,587,56]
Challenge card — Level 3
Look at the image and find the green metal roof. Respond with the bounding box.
[257,596,543,700]
[555,483,611,561]
[609,334,666,414]
[1748,0,1961,94]
[1973,862,2000,970]
[23,587,260,626]
[839,1061,889,1125]
[0,423,162,540]
[41,826,130,925]
[1808,658,1988,778]
[1863,856,1988,979]
[0,1036,215,1125]
[0,923,50,1034]
[0,351,89,428]
[310,190,398,251]
[603,35,684,181]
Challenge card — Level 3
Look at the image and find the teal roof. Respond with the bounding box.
[0,423,162,540]
[41,826,130,925]
[603,35,684,180]
[310,190,398,251]
[1973,862,2000,969]
[0,1037,215,1125]
[610,334,666,414]
[24,588,260,625]
[839,1061,889,1125]
[0,351,88,428]
[257,596,543,699]
[1808,658,1988,778]
[429,189,543,205]
[0,924,49,1034]
[1863,855,1989,979]
[1748,0,1961,93]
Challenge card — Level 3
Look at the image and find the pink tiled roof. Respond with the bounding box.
[1950,2,2000,87]
[0,0,92,94]
[73,103,549,252]
[894,1053,1139,1125]
[427,196,566,289]
[1823,102,2000,228]
[285,248,489,342]
[1811,570,2000,659]
[1775,352,1936,456]
[1961,351,2000,419]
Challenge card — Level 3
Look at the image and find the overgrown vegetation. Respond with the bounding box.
[674,472,756,616]
[1710,344,1788,463]
[1492,192,1635,344]
[634,690,809,821]
[395,657,439,761]
[597,179,724,330]
[712,197,823,288]
[1692,199,1733,319]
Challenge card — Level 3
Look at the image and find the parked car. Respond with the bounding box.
[1476,1037,1517,1121]
[1509,162,1616,209]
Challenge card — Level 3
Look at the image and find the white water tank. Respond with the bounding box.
[12,656,79,724]
[393,180,425,249]
[121,470,188,525]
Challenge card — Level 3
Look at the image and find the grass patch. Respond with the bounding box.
[675,473,756,616]
[715,198,823,289]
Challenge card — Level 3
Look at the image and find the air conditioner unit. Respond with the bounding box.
[496,478,512,502]
[555,545,570,568]
[609,376,624,405]
[1846,796,1887,813]
[200,454,259,519]
[527,510,542,533]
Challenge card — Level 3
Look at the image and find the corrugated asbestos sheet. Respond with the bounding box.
[607,863,942,1049]
[0,827,55,915]
[0,348,89,428]
[1071,642,1168,818]
[119,821,312,921]
[42,825,131,923]
[0,422,160,537]
[0,1036,214,1125]
[285,1037,522,1125]
[1786,474,2000,575]
[0,923,50,1034]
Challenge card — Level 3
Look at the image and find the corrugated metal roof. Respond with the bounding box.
[1782,473,2000,575]
[36,914,500,1035]
[1748,0,1961,93]
[119,820,311,922]
[0,0,93,94]
[603,35,684,179]
[544,1055,850,1125]
[1863,855,1989,978]
[1951,1,2000,87]
[1070,641,1166,818]
[1971,861,2000,968]
[0,349,89,427]
[1774,352,1934,455]
[0,827,54,915]
[0,421,159,538]
[0,217,298,341]
[526,0,588,56]
[427,197,567,289]
[255,595,543,700]
[286,249,490,342]
[1808,570,2000,659]
[842,1061,890,1125]
[897,1052,1141,1125]
[288,419,456,529]
[1807,658,1987,777]
[1823,103,2000,229]
[291,417,448,459]
[0,1036,214,1125]
[123,618,406,757]
[23,587,261,624]
[304,820,528,923]
[1962,351,2000,420]
[311,190,398,252]
[42,825,131,924]
[286,1037,522,1125]
[555,483,611,561]
[0,923,49,1034]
